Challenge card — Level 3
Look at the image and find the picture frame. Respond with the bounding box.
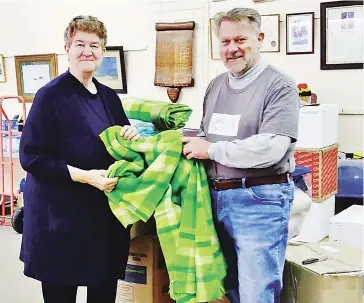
[0,54,7,83]
[286,12,315,55]
[209,18,220,60]
[320,1,363,70]
[261,14,280,53]
[14,54,58,102]
[94,46,127,94]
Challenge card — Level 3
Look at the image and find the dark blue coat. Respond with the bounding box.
[19,70,131,286]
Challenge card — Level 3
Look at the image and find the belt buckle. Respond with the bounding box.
[211,177,226,191]
[212,178,222,191]
[212,181,220,191]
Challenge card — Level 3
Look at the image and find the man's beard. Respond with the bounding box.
[226,52,252,76]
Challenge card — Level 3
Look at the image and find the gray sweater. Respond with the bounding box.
[200,60,300,178]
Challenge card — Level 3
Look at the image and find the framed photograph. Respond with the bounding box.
[209,18,220,60]
[261,14,280,52]
[320,1,363,70]
[94,46,127,94]
[14,54,58,102]
[286,12,315,55]
[0,54,6,82]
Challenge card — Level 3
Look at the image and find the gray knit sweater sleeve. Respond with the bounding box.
[208,134,291,169]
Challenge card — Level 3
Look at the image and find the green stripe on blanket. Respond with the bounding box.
[100,126,227,303]
[121,97,192,130]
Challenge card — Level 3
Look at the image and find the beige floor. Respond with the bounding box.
[0,226,87,303]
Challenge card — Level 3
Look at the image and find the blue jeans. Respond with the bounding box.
[210,180,294,303]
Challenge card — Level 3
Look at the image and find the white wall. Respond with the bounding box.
[0,0,363,155]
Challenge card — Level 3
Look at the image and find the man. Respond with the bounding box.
[182,8,299,303]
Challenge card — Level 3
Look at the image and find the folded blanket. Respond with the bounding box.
[100,126,227,303]
[121,97,192,130]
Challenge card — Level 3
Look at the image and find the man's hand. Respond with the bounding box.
[120,125,141,141]
[182,137,211,160]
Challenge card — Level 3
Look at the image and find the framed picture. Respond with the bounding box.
[209,18,220,60]
[320,1,363,70]
[261,14,280,52]
[286,12,315,55]
[14,54,58,102]
[94,46,127,94]
[0,54,6,82]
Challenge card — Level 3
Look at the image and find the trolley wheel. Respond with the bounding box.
[12,207,24,234]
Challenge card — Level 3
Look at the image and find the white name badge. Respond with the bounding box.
[208,113,241,136]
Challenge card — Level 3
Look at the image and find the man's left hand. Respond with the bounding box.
[120,125,141,141]
[182,137,211,160]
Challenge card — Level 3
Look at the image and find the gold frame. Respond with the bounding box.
[209,18,220,60]
[260,14,281,53]
[14,54,58,102]
[0,54,6,83]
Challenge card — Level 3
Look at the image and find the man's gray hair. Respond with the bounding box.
[213,8,262,35]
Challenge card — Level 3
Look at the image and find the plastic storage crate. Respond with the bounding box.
[1,119,18,132]
[335,159,363,214]
[336,159,363,198]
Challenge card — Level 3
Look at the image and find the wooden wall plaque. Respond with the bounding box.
[154,21,195,103]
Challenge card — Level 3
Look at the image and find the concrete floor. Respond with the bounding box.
[0,226,87,303]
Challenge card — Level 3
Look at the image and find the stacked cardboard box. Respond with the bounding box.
[281,242,363,303]
[116,235,174,303]
[282,104,364,302]
[291,104,339,243]
[130,218,156,240]
[294,144,338,202]
[117,228,230,303]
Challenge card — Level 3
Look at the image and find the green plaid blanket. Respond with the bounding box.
[121,97,192,130]
[100,126,227,303]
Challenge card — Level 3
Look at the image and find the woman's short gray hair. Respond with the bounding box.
[213,8,262,36]
[64,15,107,48]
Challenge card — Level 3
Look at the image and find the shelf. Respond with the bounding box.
[0,131,22,136]
[0,192,20,197]
[0,161,21,166]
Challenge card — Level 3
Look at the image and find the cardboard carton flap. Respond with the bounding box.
[286,242,363,276]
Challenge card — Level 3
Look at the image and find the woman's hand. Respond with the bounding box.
[68,166,117,192]
[120,125,141,141]
[85,169,118,192]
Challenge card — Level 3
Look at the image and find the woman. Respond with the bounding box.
[19,15,140,303]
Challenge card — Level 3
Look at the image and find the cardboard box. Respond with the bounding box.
[295,104,338,149]
[116,235,174,303]
[290,195,335,243]
[130,218,156,240]
[294,144,338,202]
[281,242,363,303]
[329,205,364,250]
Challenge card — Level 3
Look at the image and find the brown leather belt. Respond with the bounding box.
[209,174,292,191]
